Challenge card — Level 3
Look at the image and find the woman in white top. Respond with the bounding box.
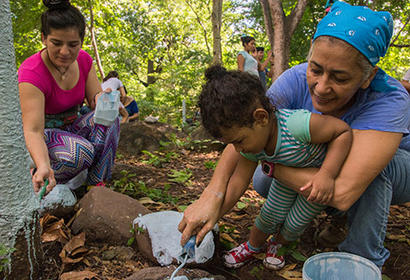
[237,35,259,78]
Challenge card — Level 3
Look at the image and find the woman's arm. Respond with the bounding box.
[274,129,402,211]
[128,112,139,121]
[178,144,241,245]
[119,86,127,97]
[19,83,56,193]
[258,50,272,71]
[237,54,245,71]
[119,107,129,123]
[85,66,103,110]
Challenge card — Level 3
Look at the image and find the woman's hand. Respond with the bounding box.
[32,165,56,195]
[178,188,223,246]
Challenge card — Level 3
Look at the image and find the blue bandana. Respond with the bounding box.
[313,1,395,92]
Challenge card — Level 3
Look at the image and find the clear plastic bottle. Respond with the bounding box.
[93,90,120,126]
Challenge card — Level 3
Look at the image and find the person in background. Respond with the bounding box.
[256,47,273,91]
[18,0,120,193]
[179,1,409,269]
[400,69,410,93]
[237,35,259,78]
[101,71,129,123]
[120,93,139,122]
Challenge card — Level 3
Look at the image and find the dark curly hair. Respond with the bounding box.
[199,65,275,139]
[41,0,86,42]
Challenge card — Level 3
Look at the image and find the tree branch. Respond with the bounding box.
[390,16,409,46]
[288,0,309,36]
[185,0,211,56]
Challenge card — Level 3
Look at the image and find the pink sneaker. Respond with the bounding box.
[223,242,258,268]
[95,182,106,187]
[263,240,285,270]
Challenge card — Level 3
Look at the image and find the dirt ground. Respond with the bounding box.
[40,147,410,280]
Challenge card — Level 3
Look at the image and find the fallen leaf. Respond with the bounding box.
[60,270,99,280]
[277,264,302,280]
[386,234,406,241]
[138,197,156,204]
[220,233,236,243]
[60,232,87,264]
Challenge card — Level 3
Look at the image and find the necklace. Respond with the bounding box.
[46,50,69,80]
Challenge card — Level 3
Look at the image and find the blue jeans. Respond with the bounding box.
[252,149,410,267]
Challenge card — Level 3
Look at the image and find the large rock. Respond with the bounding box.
[118,121,179,156]
[70,187,150,244]
[125,266,226,280]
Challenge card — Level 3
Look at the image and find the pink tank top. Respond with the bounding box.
[18,49,93,115]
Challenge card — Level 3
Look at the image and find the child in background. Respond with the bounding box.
[199,65,352,270]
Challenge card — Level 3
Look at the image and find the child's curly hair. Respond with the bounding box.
[199,65,275,138]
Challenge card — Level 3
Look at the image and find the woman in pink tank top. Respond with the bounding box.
[18,0,120,197]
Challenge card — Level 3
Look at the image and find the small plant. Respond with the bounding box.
[277,241,307,261]
[249,265,264,280]
[168,169,192,185]
[142,150,162,167]
[204,160,217,170]
[138,181,179,204]
[127,227,136,246]
[0,244,15,273]
[112,170,137,194]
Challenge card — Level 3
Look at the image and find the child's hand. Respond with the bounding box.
[300,168,334,204]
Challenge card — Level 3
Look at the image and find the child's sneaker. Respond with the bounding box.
[223,242,258,268]
[263,240,285,270]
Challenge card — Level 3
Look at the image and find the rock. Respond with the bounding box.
[70,187,151,244]
[125,266,226,280]
[134,222,156,263]
[39,184,77,217]
[117,121,179,157]
[102,246,136,261]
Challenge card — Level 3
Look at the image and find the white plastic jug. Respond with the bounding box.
[94,90,120,126]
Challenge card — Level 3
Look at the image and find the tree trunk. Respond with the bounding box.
[259,0,274,48]
[88,0,104,80]
[211,0,223,65]
[265,0,309,80]
[0,1,43,279]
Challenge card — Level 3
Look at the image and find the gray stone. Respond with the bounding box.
[39,184,77,217]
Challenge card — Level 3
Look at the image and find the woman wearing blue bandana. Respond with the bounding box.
[179,1,409,269]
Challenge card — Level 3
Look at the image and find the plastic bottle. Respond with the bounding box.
[94,90,120,126]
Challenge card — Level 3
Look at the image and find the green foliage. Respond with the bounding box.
[249,265,264,280]
[276,241,307,262]
[204,160,217,170]
[141,150,177,167]
[112,170,178,204]
[0,244,15,273]
[10,0,409,125]
[168,169,192,185]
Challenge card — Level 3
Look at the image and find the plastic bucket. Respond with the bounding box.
[302,252,381,280]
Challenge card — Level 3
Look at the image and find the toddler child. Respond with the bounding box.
[199,65,352,270]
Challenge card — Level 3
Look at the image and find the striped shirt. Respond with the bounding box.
[241,109,327,167]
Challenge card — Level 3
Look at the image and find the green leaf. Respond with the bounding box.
[127,237,135,246]
[290,250,307,261]
[236,201,247,209]
[177,205,188,212]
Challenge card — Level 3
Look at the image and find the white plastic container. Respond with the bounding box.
[303,252,381,280]
[94,90,120,126]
